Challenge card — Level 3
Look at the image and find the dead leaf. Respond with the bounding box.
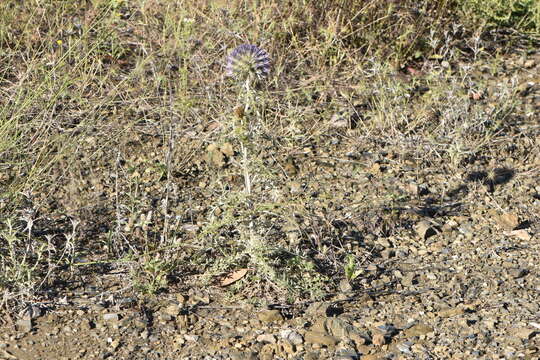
[220,268,249,286]
[234,106,245,119]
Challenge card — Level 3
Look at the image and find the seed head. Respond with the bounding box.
[226,44,270,81]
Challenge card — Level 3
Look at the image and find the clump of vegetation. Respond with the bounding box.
[460,0,540,32]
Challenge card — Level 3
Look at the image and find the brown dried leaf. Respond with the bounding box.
[220,268,249,287]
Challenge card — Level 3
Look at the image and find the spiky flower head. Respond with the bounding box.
[226,44,270,82]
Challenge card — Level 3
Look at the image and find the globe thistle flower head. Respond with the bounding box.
[226,44,270,82]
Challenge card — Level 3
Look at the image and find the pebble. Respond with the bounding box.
[184,334,200,342]
[397,341,413,354]
[416,221,437,239]
[257,310,283,323]
[404,323,434,337]
[304,331,339,347]
[16,319,32,333]
[256,334,276,344]
[102,313,119,322]
[280,329,303,345]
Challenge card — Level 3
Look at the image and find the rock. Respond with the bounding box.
[335,347,358,360]
[184,334,200,342]
[281,341,296,354]
[415,221,436,239]
[404,323,434,337]
[288,181,302,194]
[304,331,339,347]
[16,319,32,333]
[442,219,459,232]
[524,59,535,68]
[259,343,276,360]
[257,310,283,323]
[438,307,464,318]
[103,313,119,322]
[458,223,474,240]
[497,213,519,230]
[504,229,531,241]
[511,327,536,340]
[330,113,349,128]
[280,329,303,345]
[163,304,181,316]
[508,267,528,279]
[305,302,330,316]
[397,341,413,354]
[256,334,276,344]
[339,279,353,292]
[381,249,395,259]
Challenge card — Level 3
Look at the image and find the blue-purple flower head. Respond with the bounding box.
[226,44,270,82]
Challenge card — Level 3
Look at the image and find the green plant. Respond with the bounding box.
[344,254,362,282]
[460,0,540,32]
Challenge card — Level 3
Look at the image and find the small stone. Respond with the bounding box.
[381,249,395,259]
[438,307,464,318]
[335,348,358,360]
[511,327,536,340]
[304,331,339,347]
[16,319,32,333]
[305,302,330,316]
[257,310,283,323]
[282,341,296,354]
[397,341,413,354]
[184,334,200,342]
[288,181,302,194]
[259,343,276,360]
[497,212,520,230]
[330,113,349,128]
[415,221,436,239]
[103,313,119,322]
[505,229,531,241]
[110,339,120,351]
[458,223,474,240]
[508,267,528,279]
[280,329,303,345]
[172,334,185,350]
[256,334,276,344]
[159,313,172,322]
[339,279,352,292]
[442,219,458,232]
[404,323,434,337]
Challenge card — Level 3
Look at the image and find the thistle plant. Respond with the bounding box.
[224,44,271,195]
[226,44,270,115]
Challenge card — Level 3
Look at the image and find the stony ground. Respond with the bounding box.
[1,46,539,359]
